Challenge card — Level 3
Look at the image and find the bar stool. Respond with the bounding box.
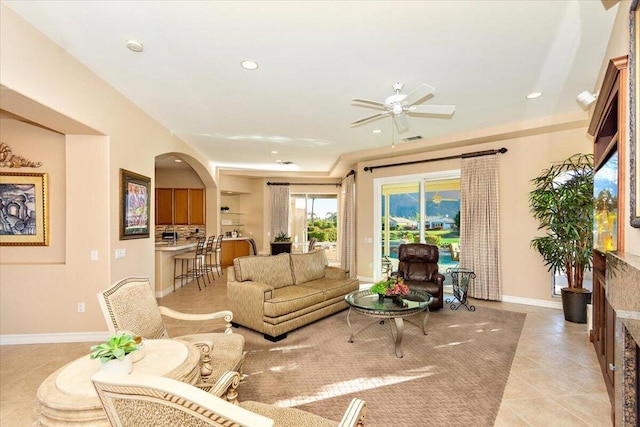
[213,234,223,277]
[173,237,207,291]
[203,235,216,282]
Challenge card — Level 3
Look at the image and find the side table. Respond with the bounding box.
[445,267,476,311]
[34,339,201,426]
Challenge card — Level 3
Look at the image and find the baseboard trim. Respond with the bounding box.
[0,331,110,346]
[501,294,563,310]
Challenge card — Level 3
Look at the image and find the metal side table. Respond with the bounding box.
[445,267,476,311]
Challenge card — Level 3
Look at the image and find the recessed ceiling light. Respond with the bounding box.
[271,150,278,154]
[174,159,183,163]
[126,40,144,53]
[526,92,543,99]
[372,129,382,134]
[240,59,259,70]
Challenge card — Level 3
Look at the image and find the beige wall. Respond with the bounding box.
[356,126,591,304]
[155,167,204,188]
[0,120,66,264]
[0,4,216,339]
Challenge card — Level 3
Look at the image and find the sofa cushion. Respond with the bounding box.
[263,286,324,318]
[299,277,359,300]
[233,254,294,289]
[290,249,328,285]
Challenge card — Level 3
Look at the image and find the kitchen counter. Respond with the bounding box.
[155,239,198,252]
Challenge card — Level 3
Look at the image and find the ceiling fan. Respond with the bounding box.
[351,82,456,133]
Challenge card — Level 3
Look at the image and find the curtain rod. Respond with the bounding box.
[267,169,355,186]
[363,148,508,173]
[266,182,341,186]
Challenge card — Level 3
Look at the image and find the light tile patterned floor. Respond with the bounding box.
[0,274,612,426]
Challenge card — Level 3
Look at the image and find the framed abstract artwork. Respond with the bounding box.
[0,172,49,246]
[119,169,150,240]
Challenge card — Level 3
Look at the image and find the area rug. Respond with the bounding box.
[235,305,526,427]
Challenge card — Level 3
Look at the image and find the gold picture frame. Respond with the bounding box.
[0,172,49,246]
[119,169,150,240]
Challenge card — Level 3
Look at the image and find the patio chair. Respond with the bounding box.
[92,371,367,427]
[96,276,245,402]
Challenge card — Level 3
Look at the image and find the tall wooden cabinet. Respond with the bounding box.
[588,56,628,415]
[155,188,205,225]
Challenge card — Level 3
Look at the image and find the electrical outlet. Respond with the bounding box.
[77,302,85,313]
[115,248,126,259]
[90,250,98,261]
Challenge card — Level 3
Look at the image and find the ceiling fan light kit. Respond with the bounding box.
[351,82,456,134]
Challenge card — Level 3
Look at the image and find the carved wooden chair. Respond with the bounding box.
[92,371,367,427]
[97,276,245,402]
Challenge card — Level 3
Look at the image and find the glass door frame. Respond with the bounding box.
[373,169,459,281]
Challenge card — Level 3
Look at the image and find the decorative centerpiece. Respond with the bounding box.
[89,333,141,374]
[370,275,409,306]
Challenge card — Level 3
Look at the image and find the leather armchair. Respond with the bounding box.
[395,243,444,310]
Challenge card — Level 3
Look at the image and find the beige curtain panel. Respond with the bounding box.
[270,185,290,239]
[340,174,356,277]
[460,155,502,300]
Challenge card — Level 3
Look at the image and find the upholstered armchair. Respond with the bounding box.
[97,276,245,402]
[395,243,445,310]
[91,371,367,427]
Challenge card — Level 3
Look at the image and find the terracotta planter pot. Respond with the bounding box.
[561,288,592,324]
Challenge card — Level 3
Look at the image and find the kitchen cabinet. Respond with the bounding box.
[156,188,173,225]
[220,239,252,266]
[155,188,205,225]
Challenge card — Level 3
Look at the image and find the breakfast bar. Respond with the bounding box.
[154,240,198,295]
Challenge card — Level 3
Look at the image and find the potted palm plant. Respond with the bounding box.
[529,153,594,323]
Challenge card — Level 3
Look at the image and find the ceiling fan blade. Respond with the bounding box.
[403,84,435,107]
[351,98,386,109]
[394,113,409,133]
[350,111,390,126]
[408,104,456,116]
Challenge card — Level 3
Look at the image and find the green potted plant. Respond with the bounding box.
[89,333,140,374]
[273,231,291,242]
[529,153,594,323]
[271,231,292,255]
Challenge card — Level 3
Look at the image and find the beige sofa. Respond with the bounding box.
[227,249,359,341]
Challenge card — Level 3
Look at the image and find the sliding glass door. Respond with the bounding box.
[375,172,460,280]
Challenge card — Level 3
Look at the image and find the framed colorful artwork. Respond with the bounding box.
[120,169,150,240]
[0,172,49,245]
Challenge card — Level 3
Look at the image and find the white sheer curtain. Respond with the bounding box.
[460,155,502,300]
[340,174,356,276]
[270,185,290,239]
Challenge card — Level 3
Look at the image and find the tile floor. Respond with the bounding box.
[0,274,612,426]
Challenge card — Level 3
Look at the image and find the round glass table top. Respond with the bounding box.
[345,288,433,313]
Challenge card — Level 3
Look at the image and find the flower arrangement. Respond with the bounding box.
[370,275,409,297]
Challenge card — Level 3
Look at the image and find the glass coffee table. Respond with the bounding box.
[344,288,433,358]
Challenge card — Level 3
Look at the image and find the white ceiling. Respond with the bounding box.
[4,1,619,178]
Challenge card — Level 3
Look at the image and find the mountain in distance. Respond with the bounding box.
[383,192,460,220]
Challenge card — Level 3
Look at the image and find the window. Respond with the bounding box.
[290,194,338,260]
